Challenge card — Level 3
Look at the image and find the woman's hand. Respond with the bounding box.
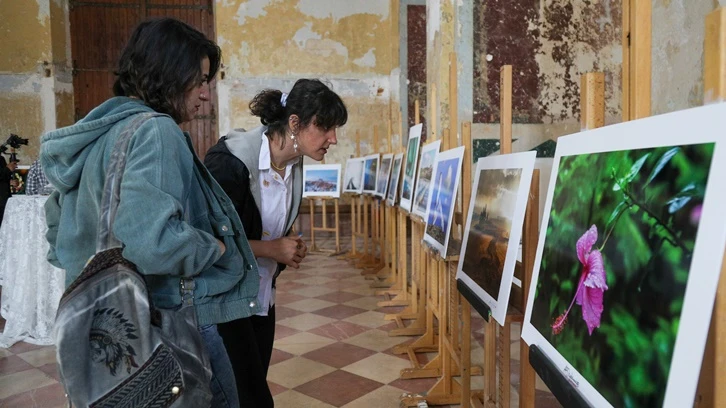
[216,239,226,255]
[271,236,307,268]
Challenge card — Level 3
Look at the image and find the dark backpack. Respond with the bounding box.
[54,113,213,407]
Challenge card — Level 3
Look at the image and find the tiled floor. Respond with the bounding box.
[0,236,561,407]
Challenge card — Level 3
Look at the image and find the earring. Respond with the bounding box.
[290,133,299,153]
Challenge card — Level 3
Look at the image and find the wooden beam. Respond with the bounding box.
[500,65,513,154]
[580,72,605,130]
[449,52,458,146]
[704,8,726,104]
[623,0,651,120]
[430,83,437,141]
[415,99,420,126]
[696,7,726,407]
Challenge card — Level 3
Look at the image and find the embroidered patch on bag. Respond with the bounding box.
[90,308,140,376]
[90,345,183,408]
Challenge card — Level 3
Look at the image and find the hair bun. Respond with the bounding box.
[249,89,286,126]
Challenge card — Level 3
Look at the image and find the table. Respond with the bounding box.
[0,195,65,348]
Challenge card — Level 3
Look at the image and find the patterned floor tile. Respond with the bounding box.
[267,357,336,389]
[314,291,364,304]
[274,324,301,341]
[388,377,438,394]
[343,329,407,352]
[275,291,308,305]
[341,352,411,384]
[274,332,336,356]
[343,296,385,311]
[294,276,337,286]
[341,384,407,408]
[312,304,368,320]
[342,310,387,328]
[309,321,370,341]
[301,343,377,369]
[0,369,56,400]
[18,347,57,368]
[289,285,338,298]
[294,370,383,407]
[273,390,335,408]
[267,380,288,397]
[274,305,305,320]
[0,382,66,408]
[270,348,296,366]
[284,298,337,313]
[277,313,337,332]
[0,356,35,376]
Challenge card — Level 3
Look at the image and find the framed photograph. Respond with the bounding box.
[302,164,342,198]
[411,140,441,218]
[375,153,394,199]
[400,124,423,212]
[423,146,465,257]
[386,153,404,206]
[456,151,536,324]
[343,157,364,194]
[362,154,379,194]
[521,104,726,408]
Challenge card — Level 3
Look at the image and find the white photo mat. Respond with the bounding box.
[343,157,364,194]
[412,140,442,218]
[521,103,726,408]
[456,151,536,324]
[386,153,404,206]
[375,153,394,199]
[400,124,423,212]
[362,153,380,195]
[423,146,465,258]
[302,164,342,198]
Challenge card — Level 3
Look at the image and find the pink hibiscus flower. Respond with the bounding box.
[552,225,609,335]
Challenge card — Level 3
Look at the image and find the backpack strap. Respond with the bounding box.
[96,113,165,252]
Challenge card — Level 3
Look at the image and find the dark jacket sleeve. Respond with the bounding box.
[205,151,249,225]
[204,141,262,241]
[0,167,11,182]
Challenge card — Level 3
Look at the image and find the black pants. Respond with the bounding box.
[217,306,276,408]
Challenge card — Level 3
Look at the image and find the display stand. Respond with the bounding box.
[371,121,397,288]
[307,196,341,255]
[378,101,422,312]
[341,131,364,261]
[695,7,726,407]
[520,72,605,408]
[458,65,540,408]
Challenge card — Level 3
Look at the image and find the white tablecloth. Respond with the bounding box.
[0,195,65,348]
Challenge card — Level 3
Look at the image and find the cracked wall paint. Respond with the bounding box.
[467,0,621,154]
[216,0,400,170]
[651,0,726,114]
[535,0,622,124]
[0,0,74,163]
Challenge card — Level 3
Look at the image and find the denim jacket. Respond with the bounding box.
[41,97,261,325]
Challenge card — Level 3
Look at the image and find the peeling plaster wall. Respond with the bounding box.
[651,0,726,115]
[465,0,622,154]
[215,0,400,168]
[0,0,73,163]
[426,0,456,142]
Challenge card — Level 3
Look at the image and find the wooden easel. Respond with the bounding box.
[378,101,422,312]
[357,127,383,272]
[371,120,398,288]
[399,54,481,406]
[695,7,726,407]
[307,194,342,255]
[341,131,365,261]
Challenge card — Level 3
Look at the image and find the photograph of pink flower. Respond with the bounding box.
[522,104,726,408]
[456,151,536,324]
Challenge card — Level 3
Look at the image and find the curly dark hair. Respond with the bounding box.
[249,79,348,147]
[113,18,221,123]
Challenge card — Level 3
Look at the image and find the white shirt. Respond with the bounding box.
[255,133,297,316]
